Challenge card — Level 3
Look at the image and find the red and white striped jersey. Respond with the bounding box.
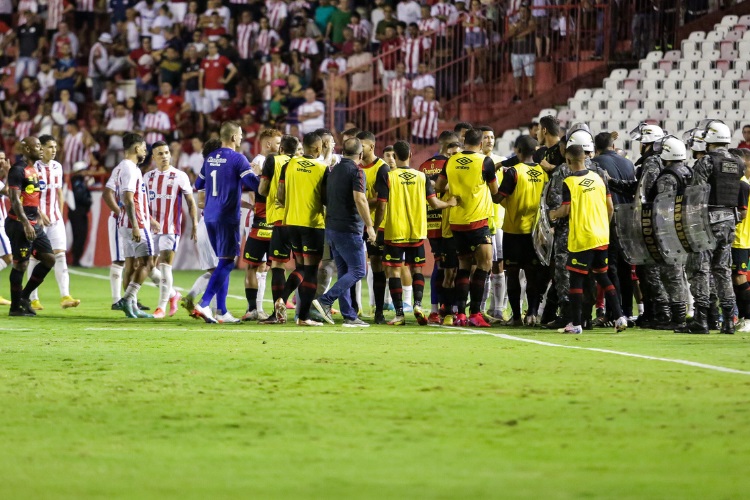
[463,12,485,34]
[388,77,411,118]
[402,36,431,75]
[35,159,64,223]
[229,0,250,4]
[76,0,95,12]
[63,131,86,172]
[418,17,441,35]
[411,97,441,139]
[431,2,457,22]
[348,22,370,41]
[105,161,123,219]
[15,120,33,140]
[143,166,193,235]
[289,0,310,14]
[17,0,37,25]
[53,100,78,118]
[259,61,290,100]
[46,0,66,30]
[254,28,280,54]
[236,21,259,59]
[289,37,319,57]
[266,0,288,31]
[140,111,171,145]
[116,159,150,230]
[183,12,198,33]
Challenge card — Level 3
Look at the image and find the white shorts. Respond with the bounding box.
[203,89,229,114]
[119,226,154,259]
[0,220,10,257]
[196,218,219,270]
[492,228,503,262]
[109,216,125,262]
[44,220,67,251]
[167,2,187,22]
[152,234,180,254]
[184,90,204,113]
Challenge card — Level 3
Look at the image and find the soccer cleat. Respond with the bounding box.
[559,323,583,334]
[30,299,44,311]
[309,308,327,323]
[453,313,467,326]
[181,295,196,317]
[402,303,413,313]
[153,308,166,319]
[296,318,323,327]
[286,300,295,309]
[0,296,11,305]
[193,304,218,324]
[60,296,81,309]
[384,302,395,311]
[343,318,370,327]
[137,301,150,311]
[738,319,750,333]
[133,302,154,319]
[413,306,428,326]
[358,309,372,319]
[256,310,269,321]
[468,312,491,328]
[9,306,34,317]
[312,299,335,325]
[374,313,387,325]
[242,309,260,321]
[330,307,339,315]
[442,314,454,325]
[259,315,281,324]
[168,292,181,317]
[427,312,441,325]
[19,298,36,316]
[274,298,287,323]
[121,299,138,319]
[524,314,538,327]
[387,315,406,326]
[482,312,501,325]
[614,316,628,333]
[217,312,241,324]
[503,316,524,327]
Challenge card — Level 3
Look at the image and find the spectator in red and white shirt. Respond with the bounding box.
[411,86,441,145]
[53,89,78,122]
[289,25,319,59]
[199,41,237,113]
[202,0,230,30]
[412,62,436,97]
[388,62,411,140]
[403,23,432,78]
[431,0,458,26]
[379,25,403,90]
[236,10,259,61]
[49,21,79,59]
[202,11,227,42]
[129,35,158,96]
[63,121,88,172]
[266,0,288,32]
[258,49,290,102]
[417,5,441,35]
[140,101,172,144]
[12,108,33,141]
[347,12,371,42]
[253,16,282,58]
[397,0,421,26]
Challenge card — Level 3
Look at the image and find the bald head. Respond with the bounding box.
[343,138,363,159]
[22,136,42,162]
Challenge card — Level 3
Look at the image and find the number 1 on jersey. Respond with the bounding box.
[210,170,218,196]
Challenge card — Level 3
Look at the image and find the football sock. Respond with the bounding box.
[270,268,286,302]
[10,267,23,307]
[200,258,234,312]
[256,271,267,312]
[110,264,124,302]
[245,287,258,312]
[403,285,413,308]
[412,273,424,307]
[55,252,70,297]
[188,271,211,300]
[455,269,471,315]
[22,263,51,300]
[27,257,39,301]
[388,277,403,316]
[470,269,489,315]
[298,265,318,321]
[373,270,387,314]
[282,268,303,303]
[157,263,173,310]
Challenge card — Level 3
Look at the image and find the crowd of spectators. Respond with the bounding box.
[0,0,697,179]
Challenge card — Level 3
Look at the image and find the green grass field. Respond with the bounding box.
[2,267,750,499]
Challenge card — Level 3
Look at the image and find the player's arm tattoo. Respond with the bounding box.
[9,188,30,226]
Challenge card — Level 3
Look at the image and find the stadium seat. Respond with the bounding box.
[688,31,706,41]
[724,30,743,42]
[702,49,720,61]
[603,78,620,92]
[643,100,660,112]
[716,57,736,74]
[667,69,686,81]
[574,89,593,101]
[687,109,707,121]
[647,89,666,102]
[699,100,717,112]
[663,80,681,92]
[630,109,649,121]
[568,99,586,111]
[610,109,630,122]
[681,98,698,110]
[663,119,680,132]
[669,109,688,122]
[656,60,673,73]
[683,50,702,61]
[557,109,574,124]
[682,40,698,53]
[724,89,745,101]
[588,120,603,132]
[613,89,630,101]
[589,99,603,111]
[720,14,739,26]
[719,99,737,111]
[662,99,680,112]
[593,109,611,121]
[726,108,745,121]
[608,69,628,81]
[641,79,659,92]
[734,60,749,72]
[646,51,663,61]
[607,99,624,111]
[665,89,687,101]
[592,89,609,101]
[678,59,695,72]
[739,40,750,54]
[575,110,594,122]
[538,107,557,117]
[700,41,717,54]
[696,59,713,72]
[719,79,737,92]
[704,69,723,80]
[706,31,724,42]
[740,14,750,27]
[663,50,681,61]
[699,80,717,93]
[650,109,669,122]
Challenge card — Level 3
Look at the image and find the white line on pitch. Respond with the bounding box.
[84,327,308,334]
[436,326,750,376]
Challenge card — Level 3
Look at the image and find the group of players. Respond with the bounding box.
[4,114,748,334]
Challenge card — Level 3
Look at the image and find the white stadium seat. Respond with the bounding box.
[678,59,695,72]
[663,50,681,61]
[706,31,724,42]
[607,99,624,111]
[667,69,686,80]
[726,109,745,122]
[702,49,720,60]
[641,79,659,91]
[689,31,706,41]
[610,109,630,122]
[538,107,557,117]
[724,89,744,100]
[650,109,669,122]
[700,41,717,53]
[630,109,649,121]
[739,40,750,54]
[647,89,666,101]
[740,14,750,27]
[662,99,680,112]
[699,80,717,93]
[663,80,681,92]
[669,108,688,121]
[663,119,680,133]
[574,89,593,100]
[704,69,723,80]
[697,59,713,72]
[720,99,737,111]
[613,89,630,101]
[683,50,703,61]
[609,69,628,81]
[603,78,620,92]
[592,89,609,100]
[665,89,687,101]
[646,51,663,61]
[629,89,648,101]
[719,79,737,92]
[593,109,611,121]
[641,60,658,71]
[574,110,594,122]
[568,99,586,111]
[720,15,739,26]
[687,109,706,121]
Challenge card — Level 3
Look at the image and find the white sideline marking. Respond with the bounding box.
[440,326,750,376]
[69,268,253,302]
[85,327,302,334]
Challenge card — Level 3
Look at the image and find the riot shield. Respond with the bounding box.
[678,184,715,253]
[532,184,554,266]
[614,201,662,265]
[653,190,689,265]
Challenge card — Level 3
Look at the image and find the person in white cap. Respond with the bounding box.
[89,32,114,100]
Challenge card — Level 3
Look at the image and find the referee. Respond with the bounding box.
[313,138,375,327]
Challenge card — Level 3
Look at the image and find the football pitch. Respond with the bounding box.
[1,268,749,499]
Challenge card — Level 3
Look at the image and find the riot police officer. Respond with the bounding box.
[689,120,746,334]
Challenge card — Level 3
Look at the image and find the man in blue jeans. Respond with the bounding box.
[313,138,376,326]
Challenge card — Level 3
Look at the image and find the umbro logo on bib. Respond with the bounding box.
[579,178,594,187]
[399,171,416,181]
[455,156,472,166]
[527,169,543,179]
[297,160,315,168]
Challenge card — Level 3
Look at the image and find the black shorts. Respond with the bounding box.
[383,241,426,267]
[288,225,325,257]
[243,235,270,267]
[367,230,385,257]
[428,237,442,258]
[503,232,538,267]
[6,218,53,263]
[269,225,292,263]
[731,247,750,275]
[453,226,492,256]
[566,247,609,275]
[440,237,458,269]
